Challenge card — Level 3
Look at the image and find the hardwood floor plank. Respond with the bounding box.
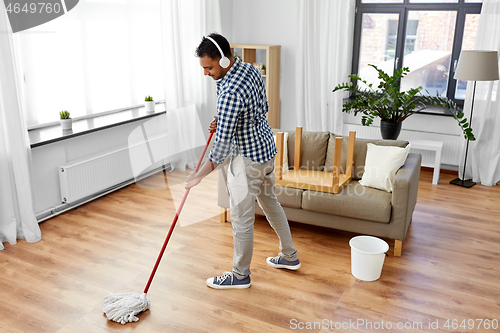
[55,323,94,333]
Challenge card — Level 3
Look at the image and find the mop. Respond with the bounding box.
[103,131,215,324]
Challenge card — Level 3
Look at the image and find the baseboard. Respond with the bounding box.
[421,166,458,175]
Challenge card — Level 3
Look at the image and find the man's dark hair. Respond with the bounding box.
[195,33,232,60]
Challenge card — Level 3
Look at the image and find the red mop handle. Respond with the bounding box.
[144,131,215,294]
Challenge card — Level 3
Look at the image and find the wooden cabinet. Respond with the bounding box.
[230,44,281,128]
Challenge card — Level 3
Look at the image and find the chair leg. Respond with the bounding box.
[220,207,228,223]
[394,240,402,257]
[294,127,302,170]
[275,132,284,180]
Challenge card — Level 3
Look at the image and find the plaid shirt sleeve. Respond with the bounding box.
[208,91,242,164]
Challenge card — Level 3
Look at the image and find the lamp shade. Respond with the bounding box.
[454,50,499,81]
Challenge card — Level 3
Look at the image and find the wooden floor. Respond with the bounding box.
[1,169,500,333]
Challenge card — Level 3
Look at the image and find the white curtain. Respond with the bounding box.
[160,0,221,170]
[0,7,41,250]
[462,0,500,186]
[295,0,355,133]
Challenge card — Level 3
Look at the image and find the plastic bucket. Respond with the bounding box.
[349,236,389,281]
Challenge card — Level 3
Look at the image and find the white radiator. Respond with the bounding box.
[343,124,463,167]
[58,134,169,204]
[59,146,135,204]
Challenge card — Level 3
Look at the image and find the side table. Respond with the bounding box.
[409,140,443,185]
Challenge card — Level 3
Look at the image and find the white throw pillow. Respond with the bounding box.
[359,143,411,192]
[273,132,289,173]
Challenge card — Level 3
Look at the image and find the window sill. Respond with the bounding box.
[29,102,166,148]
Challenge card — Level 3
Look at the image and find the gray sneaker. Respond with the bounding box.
[266,255,301,270]
[206,272,251,289]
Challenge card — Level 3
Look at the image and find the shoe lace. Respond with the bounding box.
[271,255,282,264]
[214,271,233,284]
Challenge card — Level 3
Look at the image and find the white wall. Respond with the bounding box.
[219,0,233,41]
[222,0,298,131]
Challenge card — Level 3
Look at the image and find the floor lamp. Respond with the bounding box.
[450,50,499,188]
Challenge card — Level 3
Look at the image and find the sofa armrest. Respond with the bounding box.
[390,153,422,240]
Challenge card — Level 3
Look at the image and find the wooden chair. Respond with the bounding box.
[275,127,356,194]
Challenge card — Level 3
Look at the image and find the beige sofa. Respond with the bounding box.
[218,129,422,256]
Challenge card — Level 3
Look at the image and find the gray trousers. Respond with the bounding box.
[227,156,298,279]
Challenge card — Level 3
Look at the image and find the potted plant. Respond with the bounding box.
[145,96,155,113]
[253,63,266,75]
[59,110,72,130]
[332,64,475,141]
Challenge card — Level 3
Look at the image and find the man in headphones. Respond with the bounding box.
[186,33,300,289]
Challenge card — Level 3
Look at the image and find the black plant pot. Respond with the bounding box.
[380,121,402,140]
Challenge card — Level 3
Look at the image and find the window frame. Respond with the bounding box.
[351,0,482,110]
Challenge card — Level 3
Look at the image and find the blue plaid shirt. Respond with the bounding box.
[208,58,277,164]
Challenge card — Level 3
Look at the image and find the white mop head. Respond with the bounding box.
[103,292,150,324]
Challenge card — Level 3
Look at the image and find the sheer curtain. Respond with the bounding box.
[462,0,500,186]
[0,7,41,250]
[160,0,221,170]
[295,0,355,133]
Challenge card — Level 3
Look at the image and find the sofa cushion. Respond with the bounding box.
[359,143,411,192]
[289,131,330,170]
[301,181,392,223]
[274,185,303,209]
[324,135,409,179]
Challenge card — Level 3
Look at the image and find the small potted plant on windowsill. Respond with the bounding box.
[145,96,155,113]
[59,110,72,130]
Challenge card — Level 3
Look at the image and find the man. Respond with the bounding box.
[186,33,300,289]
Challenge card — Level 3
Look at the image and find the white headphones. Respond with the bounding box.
[206,36,231,69]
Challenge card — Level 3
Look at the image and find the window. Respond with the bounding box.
[352,0,482,105]
[16,0,165,126]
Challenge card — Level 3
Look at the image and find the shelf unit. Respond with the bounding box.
[230,44,281,128]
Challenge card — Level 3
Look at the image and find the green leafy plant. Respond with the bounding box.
[59,110,70,119]
[145,96,153,102]
[332,64,475,140]
[261,64,266,70]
